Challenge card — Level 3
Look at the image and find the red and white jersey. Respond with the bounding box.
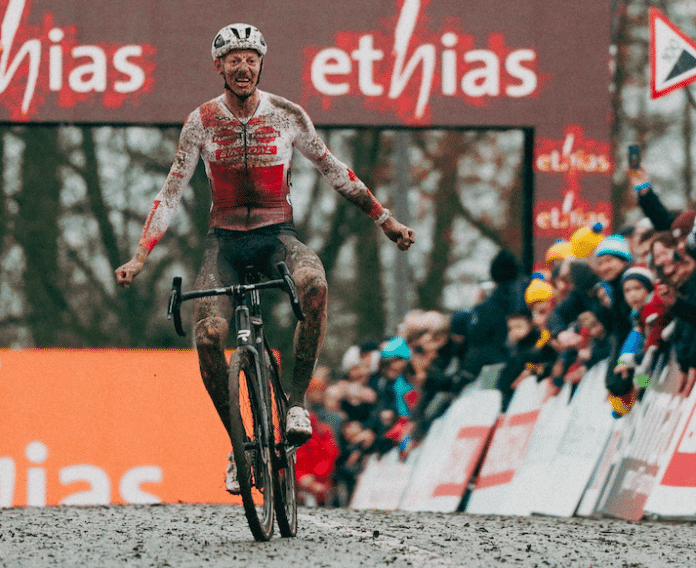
[138,91,385,252]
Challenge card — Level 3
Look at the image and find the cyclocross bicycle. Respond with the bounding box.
[167,261,305,541]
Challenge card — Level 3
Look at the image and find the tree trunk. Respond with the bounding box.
[15,126,62,346]
[351,129,386,340]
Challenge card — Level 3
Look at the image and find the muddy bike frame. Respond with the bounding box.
[167,261,304,541]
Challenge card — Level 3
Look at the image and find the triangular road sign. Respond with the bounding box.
[650,7,696,98]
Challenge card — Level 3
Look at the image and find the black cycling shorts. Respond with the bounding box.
[193,221,325,323]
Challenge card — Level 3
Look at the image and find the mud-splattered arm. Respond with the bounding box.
[115,111,203,288]
[137,111,203,252]
[291,105,386,220]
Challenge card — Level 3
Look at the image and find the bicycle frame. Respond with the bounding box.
[233,285,274,457]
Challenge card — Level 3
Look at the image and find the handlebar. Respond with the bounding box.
[167,262,305,337]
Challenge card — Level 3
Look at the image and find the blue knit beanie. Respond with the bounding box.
[594,234,632,262]
[380,337,411,360]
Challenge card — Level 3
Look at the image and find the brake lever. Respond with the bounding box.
[168,277,186,337]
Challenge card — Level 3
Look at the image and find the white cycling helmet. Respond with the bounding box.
[212,24,267,59]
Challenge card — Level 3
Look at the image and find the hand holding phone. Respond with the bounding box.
[628,145,641,169]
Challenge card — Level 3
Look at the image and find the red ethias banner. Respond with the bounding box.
[534,197,613,239]
[301,0,542,124]
[0,0,156,121]
[535,126,612,176]
[533,125,613,240]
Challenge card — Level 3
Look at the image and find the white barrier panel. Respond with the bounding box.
[596,354,693,521]
[399,389,500,512]
[576,421,625,517]
[531,359,614,517]
[349,447,418,511]
[498,382,573,516]
[465,375,548,514]
[643,384,696,519]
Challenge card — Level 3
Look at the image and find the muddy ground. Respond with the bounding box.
[0,504,693,567]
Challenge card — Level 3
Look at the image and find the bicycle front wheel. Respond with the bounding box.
[228,349,275,541]
[266,349,298,537]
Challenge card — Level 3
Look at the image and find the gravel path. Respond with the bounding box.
[0,504,693,567]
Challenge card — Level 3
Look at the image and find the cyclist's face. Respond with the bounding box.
[216,49,262,99]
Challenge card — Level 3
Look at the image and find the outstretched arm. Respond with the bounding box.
[293,104,415,250]
[115,112,203,287]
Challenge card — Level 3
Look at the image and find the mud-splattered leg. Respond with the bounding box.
[194,315,233,439]
[289,265,328,408]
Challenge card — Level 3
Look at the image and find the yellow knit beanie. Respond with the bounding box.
[524,279,555,306]
[571,223,604,258]
[545,240,573,264]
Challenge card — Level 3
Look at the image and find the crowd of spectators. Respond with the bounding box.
[294,164,696,507]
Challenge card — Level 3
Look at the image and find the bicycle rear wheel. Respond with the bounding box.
[266,348,298,537]
[228,350,275,541]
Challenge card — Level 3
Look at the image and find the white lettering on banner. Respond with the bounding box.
[59,465,111,505]
[0,457,15,507]
[26,440,48,506]
[0,441,163,507]
[535,132,612,174]
[387,0,434,119]
[0,0,40,115]
[307,0,539,121]
[119,466,163,503]
[0,0,154,120]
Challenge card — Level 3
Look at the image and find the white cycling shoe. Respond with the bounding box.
[286,406,312,444]
[225,452,240,495]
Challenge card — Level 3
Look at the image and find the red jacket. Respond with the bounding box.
[294,412,340,484]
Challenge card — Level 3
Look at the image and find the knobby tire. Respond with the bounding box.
[228,350,275,541]
[265,348,298,537]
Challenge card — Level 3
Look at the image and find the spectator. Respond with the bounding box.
[507,279,561,398]
[306,366,344,437]
[328,345,379,427]
[611,265,671,417]
[295,411,340,507]
[591,234,636,406]
[406,311,479,450]
[526,278,556,334]
[333,419,378,506]
[545,239,573,271]
[628,166,678,231]
[368,336,412,431]
[546,260,610,338]
[615,265,670,369]
[670,209,696,261]
[496,310,540,411]
[652,232,696,396]
[553,310,610,398]
[464,249,523,372]
[550,258,574,304]
[629,218,654,264]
